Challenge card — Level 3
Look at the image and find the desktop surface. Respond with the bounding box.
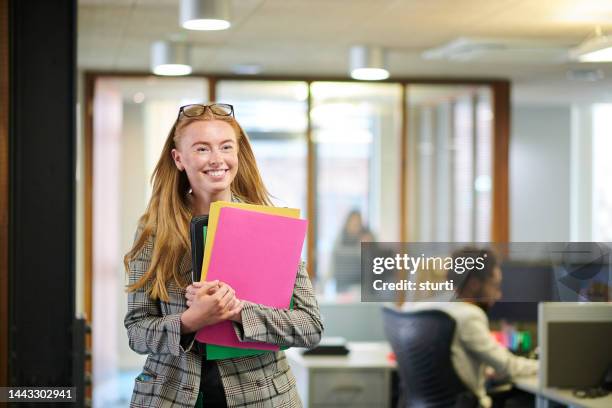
[286,342,393,369]
[514,376,612,408]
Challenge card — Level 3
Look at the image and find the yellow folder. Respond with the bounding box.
[200,201,300,281]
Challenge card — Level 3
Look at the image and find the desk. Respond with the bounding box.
[285,342,394,408]
[514,376,612,408]
[287,342,612,408]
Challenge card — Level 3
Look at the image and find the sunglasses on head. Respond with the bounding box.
[177,103,234,121]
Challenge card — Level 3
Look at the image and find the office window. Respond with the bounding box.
[406,85,493,242]
[311,82,401,300]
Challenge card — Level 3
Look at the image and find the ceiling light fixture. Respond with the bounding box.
[180,0,231,31]
[569,27,612,62]
[349,45,389,81]
[151,41,192,76]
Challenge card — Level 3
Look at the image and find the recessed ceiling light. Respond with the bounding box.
[153,64,193,76]
[349,45,389,81]
[180,0,231,31]
[350,68,389,81]
[151,41,192,76]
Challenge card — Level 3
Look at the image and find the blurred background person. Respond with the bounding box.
[328,209,375,297]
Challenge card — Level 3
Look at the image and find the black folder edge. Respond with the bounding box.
[190,215,209,283]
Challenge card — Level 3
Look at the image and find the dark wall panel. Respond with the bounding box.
[9,0,76,387]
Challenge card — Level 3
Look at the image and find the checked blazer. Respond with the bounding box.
[124,228,323,408]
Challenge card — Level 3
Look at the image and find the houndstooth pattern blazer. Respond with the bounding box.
[124,229,323,408]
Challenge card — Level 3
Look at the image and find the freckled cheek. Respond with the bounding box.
[189,156,209,170]
[228,154,239,171]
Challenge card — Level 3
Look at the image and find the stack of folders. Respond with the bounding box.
[189,201,307,360]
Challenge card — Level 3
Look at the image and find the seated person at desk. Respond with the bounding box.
[329,209,374,293]
[410,247,538,407]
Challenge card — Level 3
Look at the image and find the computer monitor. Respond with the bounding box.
[488,261,556,322]
[332,245,361,292]
[538,302,612,388]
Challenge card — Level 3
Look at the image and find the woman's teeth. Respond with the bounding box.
[207,170,226,177]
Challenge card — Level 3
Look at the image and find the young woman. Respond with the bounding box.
[124,103,323,408]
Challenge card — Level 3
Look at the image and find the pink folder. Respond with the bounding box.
[195,207,308,349]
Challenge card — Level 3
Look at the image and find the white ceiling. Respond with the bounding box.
[78,0,612,104]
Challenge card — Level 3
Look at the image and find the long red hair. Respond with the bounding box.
[125,110,271,301]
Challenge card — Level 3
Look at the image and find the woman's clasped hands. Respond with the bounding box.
[180,280,243,334]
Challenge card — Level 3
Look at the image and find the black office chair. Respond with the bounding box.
[383,307,479,408]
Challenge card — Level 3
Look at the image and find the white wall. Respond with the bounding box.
[510,105,571,242]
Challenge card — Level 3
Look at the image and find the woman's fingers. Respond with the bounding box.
[185,286,195,301]
[218,282,236,299]
[211,285,229,308]
[199,280,219,291]
[225,297,239,311]
[224,300,243,321]
[187,280,219,297]
[185,280,221,309]
[218,286,236,310]
[185,281,241,323]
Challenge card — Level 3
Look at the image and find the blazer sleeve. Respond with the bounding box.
[232,261,324,348]
[123,230,195,357]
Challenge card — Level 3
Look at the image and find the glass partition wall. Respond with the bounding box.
[87,76,501,300]
[311,82,402,299]
[406,85,493,242]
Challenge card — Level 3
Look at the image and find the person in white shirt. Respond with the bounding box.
[410,247,538,408]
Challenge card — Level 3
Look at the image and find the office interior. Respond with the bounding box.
[2,1,612,407]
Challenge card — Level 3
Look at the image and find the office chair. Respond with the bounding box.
[383,307,478,408]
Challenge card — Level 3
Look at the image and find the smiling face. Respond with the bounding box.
[171,119,239,204]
